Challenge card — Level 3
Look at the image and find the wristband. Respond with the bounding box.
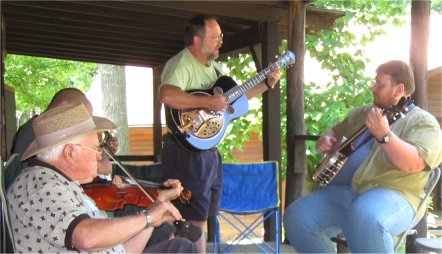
[140,209,153,228]
[264,79,273,89]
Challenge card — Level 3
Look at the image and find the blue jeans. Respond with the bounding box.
[283,185,416,253]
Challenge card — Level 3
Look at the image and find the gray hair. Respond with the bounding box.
[37,136,85,162]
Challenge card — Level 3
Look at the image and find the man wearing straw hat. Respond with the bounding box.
[6,103,196,253]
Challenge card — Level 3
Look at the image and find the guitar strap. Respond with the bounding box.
[214,65,223,78]
[330,103,415,186]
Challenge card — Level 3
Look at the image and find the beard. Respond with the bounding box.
[373,96,399,109]
[207,53,218,62]
[207,52,218,61]
[201,44,219,61]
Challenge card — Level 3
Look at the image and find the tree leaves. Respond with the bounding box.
[4,55,97,125]
[218,1,412,182]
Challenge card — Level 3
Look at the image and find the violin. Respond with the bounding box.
[83,131,191,210]
[83,175,192,211]
[83,131,201,242]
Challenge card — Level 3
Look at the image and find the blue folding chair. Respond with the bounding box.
[213,161,280,253]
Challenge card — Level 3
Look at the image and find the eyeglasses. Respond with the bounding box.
[74,144,103,155]
[211,33,223,42]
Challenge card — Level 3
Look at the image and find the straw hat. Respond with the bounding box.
[22,103,117,160]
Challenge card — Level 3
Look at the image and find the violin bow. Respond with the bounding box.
[100,132,200,239]
[100,131,156,203]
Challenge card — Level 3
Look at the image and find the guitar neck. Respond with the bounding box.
[338,125,368,154]
[224,63,279,103]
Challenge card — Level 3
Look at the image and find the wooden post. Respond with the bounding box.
[409,0,430,109]
[262,20,282,242]
[407,1,430,252]
[285,1,307,215]
[1,7,6,159]
[152,66,163,162]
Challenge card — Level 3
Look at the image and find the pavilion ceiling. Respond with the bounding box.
[2,1,342,67]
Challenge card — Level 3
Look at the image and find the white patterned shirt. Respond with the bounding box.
[7,160,126,253]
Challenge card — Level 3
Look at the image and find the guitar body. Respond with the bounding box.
[166,76,249,150]
[165,50,296,150]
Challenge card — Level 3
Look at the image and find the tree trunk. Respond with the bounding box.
[99,64,130,155]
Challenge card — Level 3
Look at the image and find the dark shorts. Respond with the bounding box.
[161,136,223,221]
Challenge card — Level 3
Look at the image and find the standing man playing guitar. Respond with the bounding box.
[283,60,442,253]
[159,14,281,253]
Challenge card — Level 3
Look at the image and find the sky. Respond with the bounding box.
[87,15,442,126]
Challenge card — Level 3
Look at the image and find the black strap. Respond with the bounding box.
[214,65,222,78]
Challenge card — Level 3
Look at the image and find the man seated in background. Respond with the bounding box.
[6,103,195,253]
[11,87,117,174]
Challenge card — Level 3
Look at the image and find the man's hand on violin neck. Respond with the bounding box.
[157,179,183,202]
[112,175,124,187]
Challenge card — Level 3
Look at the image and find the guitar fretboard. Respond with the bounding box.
[224,63,279,103]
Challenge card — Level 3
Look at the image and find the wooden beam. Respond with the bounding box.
[285,1,307,214]
[1,4,6,159]
[5,1,185,35]
[4,12,184,42]
[262,20,282,242]
[408,1,431,252]
[305,6,343,34]
[152,65,164,162]
[220,25,262,55]
[137,1,287,22]
[410,0,430,110]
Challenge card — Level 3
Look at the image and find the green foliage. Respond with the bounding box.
[4,55,98,125]
[432,0,442,14]
[218,0,412,182]
[217,54,264,162]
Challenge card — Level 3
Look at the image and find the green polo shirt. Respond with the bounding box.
[332,104,442,217]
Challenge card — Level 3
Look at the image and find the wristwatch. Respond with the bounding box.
[140,209,153,228]
[377,131,392,144]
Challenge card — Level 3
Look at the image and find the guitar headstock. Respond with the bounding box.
[276,50,296,69]
[383,96,413,120]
